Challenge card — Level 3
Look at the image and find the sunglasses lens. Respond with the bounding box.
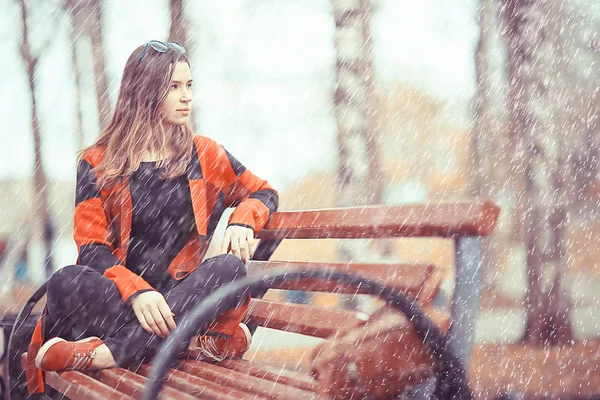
[149,41,168,52]
[168,42,186,54]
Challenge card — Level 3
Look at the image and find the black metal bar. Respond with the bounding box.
[252,238,282,262]
[244,238,282,335]
[248,238,282,301]
[143,267,472,400]
[5,282,48,400]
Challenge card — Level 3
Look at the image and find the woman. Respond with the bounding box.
[26,40,278,395]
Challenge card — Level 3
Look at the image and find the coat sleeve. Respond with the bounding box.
[74,159,154,302]
[206,142,278,235]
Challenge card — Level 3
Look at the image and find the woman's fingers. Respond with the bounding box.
[239,235,249,263]
[130,291,174,337]
[158,299,176,331]
[148,305,170,337]
[221,230,232,255]
[230,233,241,259]
[247,230,255,259]
[222,226,254,262]
[142,309,162,337]
[134,309,153,334]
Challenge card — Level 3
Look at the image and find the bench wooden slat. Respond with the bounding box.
[258,200,500,239]
[136,364,257,400]
[219,359,319,393]
[97,368,197,400]
[247,299,451,339]
[247,299,368,338]
[21,353,134,400]
[45,370,134,400]
[247,260,443,305]
[179,360,319,400]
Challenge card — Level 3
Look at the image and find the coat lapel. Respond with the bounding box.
[186,140,208,236]
[113,176,132,264]
[114,142,207,264]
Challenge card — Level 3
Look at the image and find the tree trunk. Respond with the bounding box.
[331,0,387,264]
[66,0,85,149]
[549,1,600,211]
[470,0,489,200]
[65,0,110,129]
[501,0,573,346]
[472,0,503,291]
[330,0,388,312]
[169,0,188,44]
[89,0,110,128]
[169,0,196,131]
[19,0,54,278]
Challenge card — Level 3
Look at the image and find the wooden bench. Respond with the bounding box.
[11,200,499,399]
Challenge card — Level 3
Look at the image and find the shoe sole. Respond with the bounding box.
[35,336,101,370]
[238,323,252,351]
[194,323,253,362]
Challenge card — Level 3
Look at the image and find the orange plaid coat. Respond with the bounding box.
[26,134,278,394]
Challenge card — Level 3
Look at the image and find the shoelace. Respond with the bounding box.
[197,337,227,362]
[72,349,96,370]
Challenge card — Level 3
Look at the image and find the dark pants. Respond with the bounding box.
[45,254,248,367]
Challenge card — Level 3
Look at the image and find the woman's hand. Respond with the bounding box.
[220,225,255,263]
[130,291,176,338]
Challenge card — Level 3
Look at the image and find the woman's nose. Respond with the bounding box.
[181,88,192,103]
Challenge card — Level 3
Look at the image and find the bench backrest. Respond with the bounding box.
[243,200,500,341]
[257,200,499,239]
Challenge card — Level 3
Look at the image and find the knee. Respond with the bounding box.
[47,265,89,298]
[206,254,247,283]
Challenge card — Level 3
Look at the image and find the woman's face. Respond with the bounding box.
[161,61,193,126]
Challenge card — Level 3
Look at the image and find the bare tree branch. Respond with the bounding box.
[17,0,55,278]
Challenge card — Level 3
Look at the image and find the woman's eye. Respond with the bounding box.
[171,84,178,89]
[187,83,193,88]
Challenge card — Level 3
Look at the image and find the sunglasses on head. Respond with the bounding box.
[138,40,185,65]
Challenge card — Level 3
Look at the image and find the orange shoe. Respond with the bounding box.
[35,336,103,371]
[192,323,252,362]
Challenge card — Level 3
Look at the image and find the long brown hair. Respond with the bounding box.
[77,42,194,190]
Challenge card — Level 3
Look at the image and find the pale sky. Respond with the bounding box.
[0,0,479,190]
